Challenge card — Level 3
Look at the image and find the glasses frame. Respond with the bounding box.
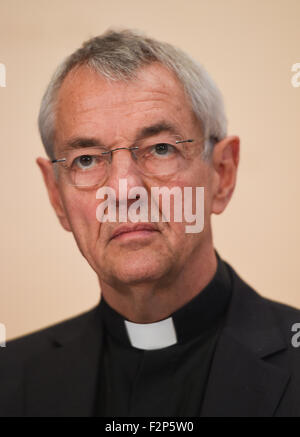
[51,139,194,165]
[50,138,211,187]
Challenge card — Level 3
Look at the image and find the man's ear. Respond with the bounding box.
[36,157,72,232]
[211,135,240,215]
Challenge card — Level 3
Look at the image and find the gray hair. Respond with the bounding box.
[38,29,227,160]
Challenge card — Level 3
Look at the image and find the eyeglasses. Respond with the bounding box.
[51,137,201,187]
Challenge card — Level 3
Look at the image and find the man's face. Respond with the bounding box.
[42,63,219,289]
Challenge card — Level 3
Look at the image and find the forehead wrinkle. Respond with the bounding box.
[65,92,184,116]
[57,65,190,122]
[55,63,201,152]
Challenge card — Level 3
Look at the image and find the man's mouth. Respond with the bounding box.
[110,223,159,241]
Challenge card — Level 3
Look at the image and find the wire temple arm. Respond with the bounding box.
[51,158,66,163]
[175,139,194,144]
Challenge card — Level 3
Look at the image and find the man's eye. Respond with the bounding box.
[73,155,98,169]
[152,143,176,156]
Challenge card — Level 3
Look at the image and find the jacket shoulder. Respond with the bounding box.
[1,305,99,363]
[225,258,300,323]
[261,296,300,343]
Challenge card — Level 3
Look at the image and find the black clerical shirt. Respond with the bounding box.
[95,254,232,417]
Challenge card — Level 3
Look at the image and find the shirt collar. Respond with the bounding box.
[100,251,232,350]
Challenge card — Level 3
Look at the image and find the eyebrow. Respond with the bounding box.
[135,121,181,141]
[61,121,181,152]
[63,137,106,151]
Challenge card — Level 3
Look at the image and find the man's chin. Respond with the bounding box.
[100,256,171,287]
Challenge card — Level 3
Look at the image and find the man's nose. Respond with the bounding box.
[105,149,145,201]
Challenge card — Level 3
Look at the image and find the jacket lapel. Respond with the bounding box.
[201,328,290,416]
[24,304,104,417]
[201,267,290,417]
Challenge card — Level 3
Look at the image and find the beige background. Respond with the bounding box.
[0,0,299,341]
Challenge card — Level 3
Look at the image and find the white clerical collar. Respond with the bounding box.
[100,252,232,350]
[124,317,177,350]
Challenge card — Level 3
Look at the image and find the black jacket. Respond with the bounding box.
[1,260,300,417]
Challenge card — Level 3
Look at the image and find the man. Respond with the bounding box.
[1,29,300,417]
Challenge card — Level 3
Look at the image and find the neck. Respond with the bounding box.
[99,243,217,323]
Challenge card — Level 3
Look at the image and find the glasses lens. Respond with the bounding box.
[134,140,193,177]
[65,148,108,186]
